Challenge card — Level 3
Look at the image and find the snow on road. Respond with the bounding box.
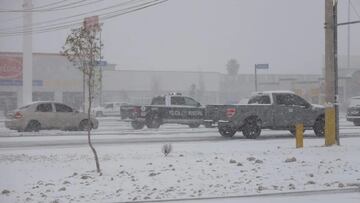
[178,189,360,203]
[1,131,360,203]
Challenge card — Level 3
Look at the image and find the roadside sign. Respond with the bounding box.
[84,16,99,31]
[255,64,269,69]
[0,56,22,79]
[96,60,107,66]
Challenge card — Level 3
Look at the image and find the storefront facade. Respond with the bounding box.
[1,52,359,113]
[0,52,83,113]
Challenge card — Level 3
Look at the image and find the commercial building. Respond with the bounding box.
[1,52,359,113]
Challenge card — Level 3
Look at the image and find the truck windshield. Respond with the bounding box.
[171,96,186,105]
[184,97,199,106]
[151,97,165,105]
[248,95,271,104]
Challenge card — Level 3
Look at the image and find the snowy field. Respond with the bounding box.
[0,117,360,203]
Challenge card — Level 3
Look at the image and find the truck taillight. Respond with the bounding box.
[133,107,140,116]
[226,108,236,118]
[14,112,23,119]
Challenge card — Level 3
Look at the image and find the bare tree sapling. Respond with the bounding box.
[62,24,102,174]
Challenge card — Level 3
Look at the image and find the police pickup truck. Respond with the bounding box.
[205,91,325,139]
[120,93,205,129]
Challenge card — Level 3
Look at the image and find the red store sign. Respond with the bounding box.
[0,56,22,79]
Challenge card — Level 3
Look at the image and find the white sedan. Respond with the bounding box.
[5,101,98,132]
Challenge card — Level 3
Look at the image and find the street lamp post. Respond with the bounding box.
[254,67,257,92]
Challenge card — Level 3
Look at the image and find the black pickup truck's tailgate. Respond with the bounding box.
[205,105,237,123]
[120,105,141,120]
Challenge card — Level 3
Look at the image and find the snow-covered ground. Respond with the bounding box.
[1,128,360,203]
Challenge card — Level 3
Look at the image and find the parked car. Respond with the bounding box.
[92,102,127,117]
[120,93,205,129]
[346,96,360,126]
[205,91,325,139]
[5,101,99,132]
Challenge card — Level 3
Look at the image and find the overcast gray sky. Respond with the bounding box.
[0,0,360,74]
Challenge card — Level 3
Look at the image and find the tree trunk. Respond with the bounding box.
[87,67,101,174]
[87,130,101,174]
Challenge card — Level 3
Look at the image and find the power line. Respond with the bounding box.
[32,0,70,9]
[0,0,105,25]
[0,0,169,37]
[0,0,79,23]
[32,0,104,12]
[103,0,168,21]
[0,0,142,32]
[0,0,103,12]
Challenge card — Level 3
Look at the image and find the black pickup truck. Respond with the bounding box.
[205,91,325,139]
[120,94,205,129]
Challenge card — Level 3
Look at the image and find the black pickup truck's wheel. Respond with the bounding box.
[218,125,236,137]
[313,116,325,137]
[146,113,161,129]
[354,121,360,126]
[188,123,200,128]
[242,118,261,139]
[131,121,145,129]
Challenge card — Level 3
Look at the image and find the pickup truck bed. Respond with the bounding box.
[204,104,233,127]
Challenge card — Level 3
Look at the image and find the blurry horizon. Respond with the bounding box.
[1,0,360,74]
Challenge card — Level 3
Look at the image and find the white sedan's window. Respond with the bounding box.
[36,103,53,112]
[55,103,73,112]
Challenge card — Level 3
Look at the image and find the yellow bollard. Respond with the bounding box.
[295,123,304,148]
[325,107,336,146]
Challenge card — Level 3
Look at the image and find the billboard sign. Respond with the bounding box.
[95,60,107,66]
[0,56,22,79]
[84,16,99,31]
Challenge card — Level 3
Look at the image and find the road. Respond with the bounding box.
[158,188,360,203]
[0,116,359,149]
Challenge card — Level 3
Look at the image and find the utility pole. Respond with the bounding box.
[325,0,335,104]
[22,0,33,105]
[324,0,339,145]
[99,24,103,107]
[334,1,340,145]
[347,0,350,69]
